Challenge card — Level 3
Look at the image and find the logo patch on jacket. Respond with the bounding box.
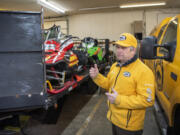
[123,72,131,77]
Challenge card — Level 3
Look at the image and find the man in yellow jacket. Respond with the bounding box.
[89,33,155,135]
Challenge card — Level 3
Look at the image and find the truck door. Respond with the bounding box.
[155,18,178,112]
[154,21,170,91]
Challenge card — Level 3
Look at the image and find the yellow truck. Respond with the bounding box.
[140,15,180,135]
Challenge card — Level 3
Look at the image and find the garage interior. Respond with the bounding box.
[0,0,180,135]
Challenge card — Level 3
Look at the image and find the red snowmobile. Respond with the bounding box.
[44,25,88,95]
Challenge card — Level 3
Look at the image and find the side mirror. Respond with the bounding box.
[139,36,157,59]
[140,36,176,61]
[163,41,176,62]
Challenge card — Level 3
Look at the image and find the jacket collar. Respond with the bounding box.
[116,54,138,67]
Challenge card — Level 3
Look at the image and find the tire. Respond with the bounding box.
[42,96,66,124]
[31,96,67,124]
[174,108,180,135]
[167,126,174,135]
[167,107,180,135]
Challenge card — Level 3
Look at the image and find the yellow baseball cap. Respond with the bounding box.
[114,33,137,48]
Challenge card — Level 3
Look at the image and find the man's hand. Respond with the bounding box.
[105,88,118,104]
[89,64,99,79]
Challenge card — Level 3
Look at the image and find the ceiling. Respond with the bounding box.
[0,0,180,17]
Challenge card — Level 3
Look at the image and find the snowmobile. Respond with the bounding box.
[81,37,103,64]
[73,37,110,70]
[44,25,89,95]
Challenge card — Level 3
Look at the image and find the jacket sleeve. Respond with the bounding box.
[114,69,155,109]
[93,73,109,90]
[92,64,115,91]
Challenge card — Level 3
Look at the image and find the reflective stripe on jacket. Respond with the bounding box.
[93,58,155,131]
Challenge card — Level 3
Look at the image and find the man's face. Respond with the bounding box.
[115,45,136,62]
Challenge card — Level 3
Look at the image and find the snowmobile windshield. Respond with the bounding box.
[82,42,94,49]
[47,28,59,40]
[82,37,95,49]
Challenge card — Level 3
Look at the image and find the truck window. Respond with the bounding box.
[159,19,178,56]
[157,24,167,43]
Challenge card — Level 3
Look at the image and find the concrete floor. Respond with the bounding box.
[61,94,161,135]
[21,89,161,135]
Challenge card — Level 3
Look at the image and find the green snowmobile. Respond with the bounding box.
[81,37,104,65]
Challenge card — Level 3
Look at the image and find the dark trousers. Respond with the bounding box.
[112,124,143,135]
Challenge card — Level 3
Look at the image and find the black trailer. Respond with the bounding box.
[0,11,49,134]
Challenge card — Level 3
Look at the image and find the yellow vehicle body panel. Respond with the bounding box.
[150,17,172,37]
[143,14,180,127]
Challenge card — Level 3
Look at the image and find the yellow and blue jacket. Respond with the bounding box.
[93,56,155,131]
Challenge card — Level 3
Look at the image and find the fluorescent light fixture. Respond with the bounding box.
[37,0,66,13]
[79,6,118,11]
[120,2,166,8]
